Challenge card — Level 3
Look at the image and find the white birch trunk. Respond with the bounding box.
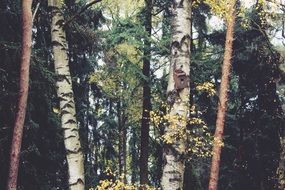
[49,1,85,189]
[161,0,192,189]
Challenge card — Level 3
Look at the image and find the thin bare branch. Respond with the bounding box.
[32,2,40,22]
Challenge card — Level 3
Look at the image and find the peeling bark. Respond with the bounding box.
[6,1,33,190]
[160,0,192,189]
[208,2,236,190]
[49,0,85,189]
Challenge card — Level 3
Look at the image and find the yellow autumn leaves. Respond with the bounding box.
[92,180,156,190]
[195,0,278,30]
[91,179,136,190]
[149,101,214,159]
[196,82,216,96]
[89,168,156,190]
[148,82,216,158]
[194,0,236,20]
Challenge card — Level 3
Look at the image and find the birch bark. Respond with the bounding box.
[49,0,85,189]
[160,1,192,189]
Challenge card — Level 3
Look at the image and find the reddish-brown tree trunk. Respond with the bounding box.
[208,2,236,190]
[6,1,33,190]
[140,0,152,187]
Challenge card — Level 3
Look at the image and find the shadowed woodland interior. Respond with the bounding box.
[0,0,285,190]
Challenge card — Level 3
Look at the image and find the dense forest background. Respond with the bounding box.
[0,0,285,190]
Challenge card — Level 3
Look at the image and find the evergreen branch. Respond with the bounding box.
[251,20,275,55]
[64,0,102,27]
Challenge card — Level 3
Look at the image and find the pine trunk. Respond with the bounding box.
[277,61,285,190]
[49,1,85,189]
[160,0,192,189]
[6,1,33,189]
[140,0,152,186]
[208,2,236,190]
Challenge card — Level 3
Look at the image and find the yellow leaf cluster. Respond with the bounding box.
[187,119,213,158]
[150,100,213,159]
[213,136,224,148]
[89,71,119,98]
[196,82,216,96]
[195,0,236,20]
[91,177,156,190]
[115,43,142,66]
[52,107,60,114]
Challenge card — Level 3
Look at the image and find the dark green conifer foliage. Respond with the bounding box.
[0,1,284,189]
